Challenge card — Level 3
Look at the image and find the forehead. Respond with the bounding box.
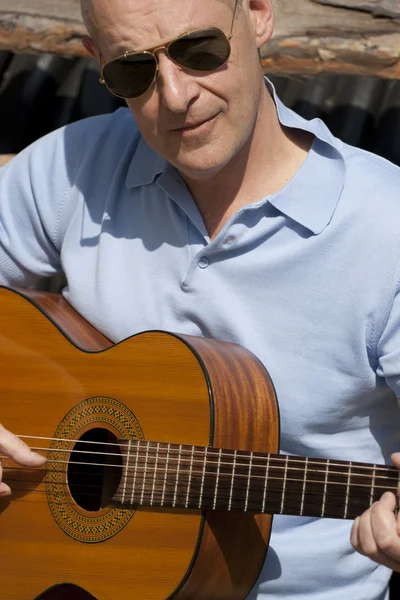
[90,0,232,54]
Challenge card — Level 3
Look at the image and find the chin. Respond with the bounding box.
[168,145,234,180]
[174,158,229,181]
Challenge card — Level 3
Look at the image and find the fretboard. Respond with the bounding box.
[112,440,399,520]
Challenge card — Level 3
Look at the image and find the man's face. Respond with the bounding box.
[90,0,272,181]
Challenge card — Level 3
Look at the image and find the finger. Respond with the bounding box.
[352,494,400,570]
[0,459,11,497]
[354,507,379,557]
[391,453,400,470]
[350,515,361,550]
[369,493,400,560]
[0,424,45,467]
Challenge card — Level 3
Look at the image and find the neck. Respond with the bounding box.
[113,440,399,520]
[180,87,314,239]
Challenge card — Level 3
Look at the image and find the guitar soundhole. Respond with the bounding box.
[67,428,123,512]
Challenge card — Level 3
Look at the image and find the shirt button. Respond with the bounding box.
[198,257,209,269]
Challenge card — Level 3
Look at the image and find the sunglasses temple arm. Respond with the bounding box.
[229,0,239,37]
[98,52,106,84]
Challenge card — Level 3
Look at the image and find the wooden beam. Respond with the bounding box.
[0,0,87,58]
[311,0,400,19]
[263,0,400,78]
[0,0,399,78]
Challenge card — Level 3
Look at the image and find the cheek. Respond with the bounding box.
[126,98,159,140]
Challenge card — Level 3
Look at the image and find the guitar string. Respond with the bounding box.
[1,452,398,485]
[2,478,395,515]
[2,468,396,503]
[2,487,390,513]
[16,435,398,476]
[7,437,399,480]
[2,461,398,493]
[1,485,386,515]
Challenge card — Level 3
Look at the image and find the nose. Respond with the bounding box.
[155,50,200,113]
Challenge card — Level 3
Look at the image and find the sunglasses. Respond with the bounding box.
[99,0,239,99]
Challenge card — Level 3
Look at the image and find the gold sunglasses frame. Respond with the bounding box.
[99,0,239,99]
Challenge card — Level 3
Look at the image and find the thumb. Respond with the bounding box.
[0,424,46,467]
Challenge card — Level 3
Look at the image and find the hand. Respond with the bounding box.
[350,453,400,571]
[0,423,46,497]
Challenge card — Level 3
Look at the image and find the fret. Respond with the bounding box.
[319,459,348,518]
[172,445,182,508]
[213,448,223,510]
[160,443,171,507]
[227,450,246,511]
[301,457,332,518]
[185,446,195,509]
[198,447,208,509]
[261,454,270,513]
[150,442,160,506]
[300,457,308,516]
[321,459,330,517]
[228,450,237,511]
[280,455,289,514]
[344,462,377,518]
[245,452,271,513]
[370,464,377,508]
[140,441,151,505]
[130,440,140,505]
[246,453,285,515]
[322,460,372,519]
[244,452,254,512]
[344,462,352,519]
[265,455,325,518]
[121,439,132,504]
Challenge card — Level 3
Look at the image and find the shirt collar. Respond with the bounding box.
[126,136,168,188]
[126,77,346,235]
[266,78,345,235]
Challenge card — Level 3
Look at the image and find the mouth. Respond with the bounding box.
[173,114,219,134]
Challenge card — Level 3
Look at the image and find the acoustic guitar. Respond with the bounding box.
[0,286,398,600]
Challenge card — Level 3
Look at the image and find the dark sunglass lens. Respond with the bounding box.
[103,53,157,98]
[169,28,230,72]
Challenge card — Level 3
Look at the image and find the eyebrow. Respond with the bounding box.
[106,20,218,59]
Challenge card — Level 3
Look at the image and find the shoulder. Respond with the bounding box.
[333,137,400,228]
[1,108,138,176]
[0,109,142,254]
[0,108,141,215]
[62,107,139,155]
[37,108,139,181]
[340,140,400,192]
[306,114,400,202]
[0,108,139,184]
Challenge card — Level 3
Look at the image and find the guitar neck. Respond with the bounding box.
[113,440,400,520]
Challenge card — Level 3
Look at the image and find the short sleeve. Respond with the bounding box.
[377,285,400,398]
[0,128,73,287]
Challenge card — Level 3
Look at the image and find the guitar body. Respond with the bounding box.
[0,287,279,600]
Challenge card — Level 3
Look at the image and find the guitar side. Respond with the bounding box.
[0,287,279,600]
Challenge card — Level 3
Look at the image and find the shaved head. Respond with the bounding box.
[81,0,93,37]
[80,0,241,40]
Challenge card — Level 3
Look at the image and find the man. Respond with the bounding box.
[0,0,400,597]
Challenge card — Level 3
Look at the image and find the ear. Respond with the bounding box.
[82,35,101,63]
[248,0,274,49]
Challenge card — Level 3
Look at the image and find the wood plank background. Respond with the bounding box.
[0,0,399,77]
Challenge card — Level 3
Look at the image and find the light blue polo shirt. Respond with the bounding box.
[1,79,400,599]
